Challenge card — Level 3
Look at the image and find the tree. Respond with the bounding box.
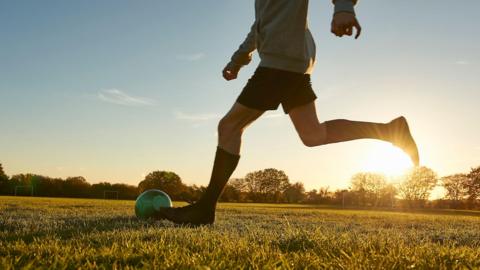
[398,166,438,207]
[9,174,34,195]
[351,172,388,206]
[244,168,290,203]
[305,189,318,203]
[0,163,9,195]
[91,182,113,198]
[91,182,139,200]
[138,171,187,200]
[441,174,469,202]
[219,184,240,202]
[64,176,91,198]
[220,178,248,202]
[229,178,248,193]
[465,166,480,204]
[377,183,397,207]
[111,183,139,200]
[179,185,204,203]
[284,182,305,203]
[303,187,334,204]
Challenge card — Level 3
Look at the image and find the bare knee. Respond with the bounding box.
[298,123,327,147]
[300,134,318,147]
[218,117,242,141]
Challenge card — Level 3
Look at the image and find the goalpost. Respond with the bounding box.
[14,185,34,196]
[103,190,119,200]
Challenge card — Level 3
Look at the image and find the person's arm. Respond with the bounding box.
[223,21,257,81]
[331,0,362,39]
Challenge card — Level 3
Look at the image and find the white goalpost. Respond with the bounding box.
[103,190,119,200]
[14,185,34,196]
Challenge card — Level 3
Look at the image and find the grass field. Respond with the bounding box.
[1,196,480,269]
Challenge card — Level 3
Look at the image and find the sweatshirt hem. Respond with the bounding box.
[259,54,315,74]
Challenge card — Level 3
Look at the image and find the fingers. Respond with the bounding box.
[331,21,352,37]
[331,23,345,37]
[354,20,362,39]
[345,25,353,36]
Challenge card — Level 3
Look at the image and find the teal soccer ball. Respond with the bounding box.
[135,189,172,219]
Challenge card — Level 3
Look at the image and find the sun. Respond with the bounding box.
[361,142,413,177]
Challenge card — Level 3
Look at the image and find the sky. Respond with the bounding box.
[1,0,479,192]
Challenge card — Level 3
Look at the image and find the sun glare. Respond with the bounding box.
[361,142,413,177]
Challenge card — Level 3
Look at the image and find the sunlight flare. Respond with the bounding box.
[361,142,413,177]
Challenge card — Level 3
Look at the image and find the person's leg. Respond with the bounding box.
[217,102,265,155]
[288,101,419,165]
[198,102,264,207]
[157,102,264,225]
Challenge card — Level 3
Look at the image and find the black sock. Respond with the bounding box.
[197,146,240,208]
[324,119,390,144]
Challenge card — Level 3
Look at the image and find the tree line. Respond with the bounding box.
[0,163,479,209]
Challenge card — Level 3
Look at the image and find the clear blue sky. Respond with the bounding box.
[1,0,479,191]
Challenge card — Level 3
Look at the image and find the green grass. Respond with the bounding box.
[1,196,479,269]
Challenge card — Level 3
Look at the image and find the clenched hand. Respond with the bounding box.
[222,63,241,81]
[331,12,362,39]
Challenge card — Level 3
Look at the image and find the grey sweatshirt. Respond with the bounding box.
[228,0,357,74]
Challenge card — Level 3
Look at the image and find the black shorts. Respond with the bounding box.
[236,66,317,114]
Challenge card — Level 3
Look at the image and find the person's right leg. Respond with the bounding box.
[157,102,264,225]
[288,101,419,165]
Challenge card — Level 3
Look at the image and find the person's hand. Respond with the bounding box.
[331,12,362,39]
[222,63,241,81]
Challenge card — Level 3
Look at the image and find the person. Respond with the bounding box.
[157,0,419,225]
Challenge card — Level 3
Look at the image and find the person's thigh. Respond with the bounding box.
[221,102,265,131]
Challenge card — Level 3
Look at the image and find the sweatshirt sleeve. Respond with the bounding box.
[228,20,258,68]
[332,0,357,15]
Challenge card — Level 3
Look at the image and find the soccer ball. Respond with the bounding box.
[135,189,172,219]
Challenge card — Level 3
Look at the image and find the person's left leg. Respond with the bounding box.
[287,101,419,165]
[156,102,264,225]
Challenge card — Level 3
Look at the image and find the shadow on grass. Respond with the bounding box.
[1,215,171,244]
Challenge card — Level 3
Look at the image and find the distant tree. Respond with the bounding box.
[178,184,204,203]
[64,176,91,198]
[333,189,351,206]
[304,187,333,204]
[441,174,469,202]
[244,168,290,203]
[91,182,138,200]
[0,163,9,195]
[8,174,54,196]
[138,171,187,200]
[229,178,248,193]
[219,184,239,202]
[377,183,397,207]
[465,166,480,204]
[190,185,206,202]
[351,172,388,206]
[305,189,318,203]
[317,187,331,198]
[91,182,113,198]
[38,177,64,197]
[0,163,7,179]
[398,167,438,207]
[9,174,33,195]
[30,175,60,197]
[111,183,139,200]
[220,178,248,202]
[283,182,305,203]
